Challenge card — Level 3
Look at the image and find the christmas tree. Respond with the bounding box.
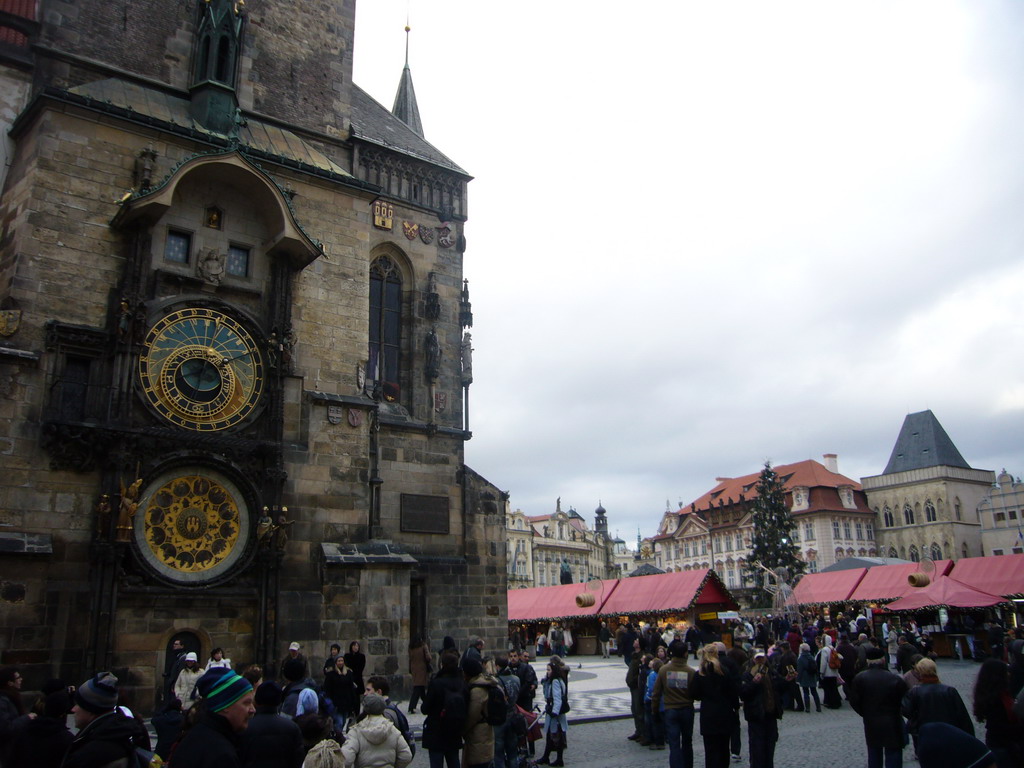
[744,461,804,603]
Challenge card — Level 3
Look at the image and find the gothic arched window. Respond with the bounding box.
[369,254,403,399]
[903,504,915,525]
[925,501,937,522]
[930,543,942,561]
[909,545,919,562]
[883,506,894,528]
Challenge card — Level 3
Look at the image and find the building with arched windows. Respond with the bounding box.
[0,1,505,709]
[651,456,877,592]
[975,469,1024,557]
[861,411,992,563]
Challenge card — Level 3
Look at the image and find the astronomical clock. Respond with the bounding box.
[131,304,267,585]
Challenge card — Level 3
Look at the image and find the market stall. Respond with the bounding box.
[791,568,868,607]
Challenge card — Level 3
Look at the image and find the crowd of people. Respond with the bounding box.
[610,612,1024,768]
[0,632,568,768]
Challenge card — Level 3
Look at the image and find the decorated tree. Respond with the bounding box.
[744,461,804,604]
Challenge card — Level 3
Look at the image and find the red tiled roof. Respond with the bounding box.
[682,459,869,517]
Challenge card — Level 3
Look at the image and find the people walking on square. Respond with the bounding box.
[599,622,612,659]
[421,650,464,768]
[643,658,665,750]
[690,644,739,768]
[174,652,204,711]
[652,640,697,768]
[796,643,820,713]
[408,636,431,714]
[902,657,974,750]
[537,656,569,766]
[849,646,908,768]
[323,654,358,733]
[344,641,366,693]
[972,658,1024,768]
[626,651,650,745]
[817,635,842,709]
[740,649,789,768]
[239,681,304,768]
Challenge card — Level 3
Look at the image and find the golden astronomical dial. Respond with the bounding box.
[138,307,264,431]
[133,468,251,585]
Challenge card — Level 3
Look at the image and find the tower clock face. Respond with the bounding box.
[139,307,265,431]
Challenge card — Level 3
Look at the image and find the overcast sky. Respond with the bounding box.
[353,1,1024,545]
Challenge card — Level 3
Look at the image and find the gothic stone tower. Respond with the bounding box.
[0,0,506,709]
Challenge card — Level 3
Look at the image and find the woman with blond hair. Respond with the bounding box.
[690,644,739,768]
[902,657,974,753]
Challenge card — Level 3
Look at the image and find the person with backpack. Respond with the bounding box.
[364,676,416,759]
[817,635,843,709]
[493,656,522,768]
[421,650,465,768]
[461,657,502,768]
[537,656,569,766]
[340,693,411,768]
[280,658,318,718]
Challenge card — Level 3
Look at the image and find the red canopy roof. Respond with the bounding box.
[507,579,620,622]
[597,570,737,616]
[948,554,1024,598]
[792,568,867,606]
[885,575,1007,611]
[848,560,954,602]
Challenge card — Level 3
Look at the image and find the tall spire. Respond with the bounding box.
[392,22,424,137]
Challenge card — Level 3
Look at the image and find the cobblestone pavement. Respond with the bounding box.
[402,656,985,768]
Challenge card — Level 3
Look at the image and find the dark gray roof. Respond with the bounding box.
[629,563,665,577]
[821,556,910,572]
[883,410,970,474]
[350,85,468,176]
[391,65,423,138]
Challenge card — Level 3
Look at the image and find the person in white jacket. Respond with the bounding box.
[341,693,412,768]
[173,652,204,710]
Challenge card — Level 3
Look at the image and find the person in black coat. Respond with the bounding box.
[690,644,739,768]
[63,673,140,768]
[901,657,974,745]
[421,650,466,768]
[170,668,255,768]
[837,634,859,701]
[151,696,185,761]
[239,682,304,768]
[343,641,367,693]
[740,650,790,768]
[849,647,909,768]
[5,689,74,768]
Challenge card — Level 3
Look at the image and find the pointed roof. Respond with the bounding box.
[883,411,970,474]
[391,25,424,137]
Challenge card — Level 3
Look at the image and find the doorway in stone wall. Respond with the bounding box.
[163,630,202,697]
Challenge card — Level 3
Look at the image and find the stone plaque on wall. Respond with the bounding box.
[401,494,450,534]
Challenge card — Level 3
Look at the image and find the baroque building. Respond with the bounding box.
[977,470,1024,556]
[861,411,991,562]
[505,500,615,589]
[0,1,505,709]
[651,456,877,589]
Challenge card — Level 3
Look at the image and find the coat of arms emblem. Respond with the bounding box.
[402,221,419,240]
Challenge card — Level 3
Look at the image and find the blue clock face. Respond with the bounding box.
[139,307,265,431]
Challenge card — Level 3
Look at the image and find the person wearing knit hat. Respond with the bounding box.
[63,672,141,768]
[341,693,412,768]
[918,722,996,768]
[169,667,255,768]
[174,650,204,711]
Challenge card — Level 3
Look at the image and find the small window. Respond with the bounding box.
[993,549,1005,556]
[227,244,250,277]
[832,521,841,538]
[164,230,191,263]
[804,522,814,540]
[1010,510,1018,520]
[855,522,864,540]
[995,512,1006,523]
[866,522,874,539]
[843,521,852,539]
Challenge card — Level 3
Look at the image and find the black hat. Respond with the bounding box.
[254,681,283,707]
[669,639,688,658]
[461,657,483,678]
[283,657,306,682]
[865,647,885,661]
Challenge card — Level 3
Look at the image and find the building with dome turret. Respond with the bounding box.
[505,500,617,588]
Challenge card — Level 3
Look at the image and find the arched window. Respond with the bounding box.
[925,501,936,523]
[369,254,403,400]
[883,506,894,528]
[888,547,898,558]
[955,498,962,521]
[903,504,915,525]
[930,543,942,561]
[909,545,919,562]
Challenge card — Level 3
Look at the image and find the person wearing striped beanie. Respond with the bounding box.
[63,672,140,768]
[169,667,255,768]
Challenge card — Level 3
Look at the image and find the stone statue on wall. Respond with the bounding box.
[116,477,143,542]
[460,332,473,385]
[425,327,440,380]
[196,248,226,285]
[95,494,112,538]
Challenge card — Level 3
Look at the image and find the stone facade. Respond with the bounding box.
[506,501,615,589]
[977,470,1024,556]
[0,0,505,711]
[862,412,990,562]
